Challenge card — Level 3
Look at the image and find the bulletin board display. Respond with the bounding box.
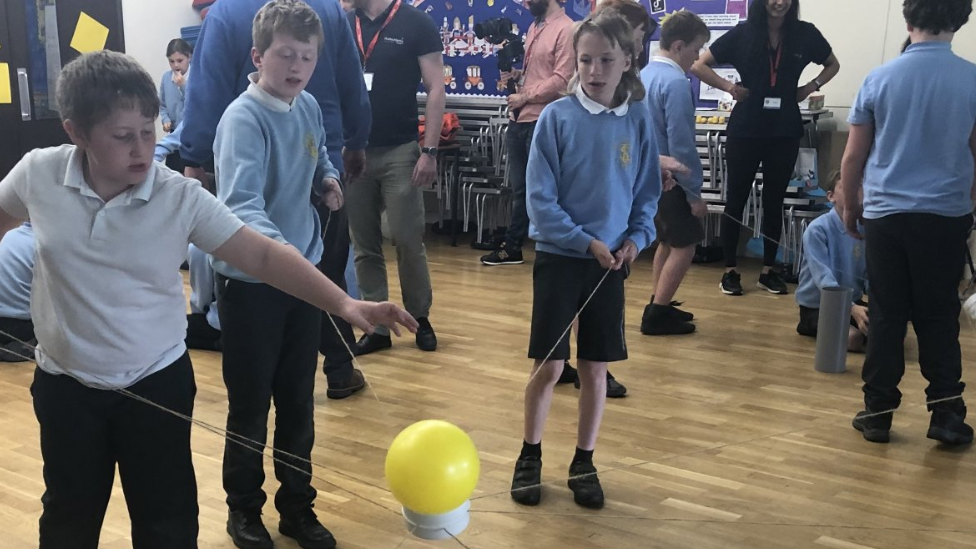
[410,0,753,98]
[410,0,593,96]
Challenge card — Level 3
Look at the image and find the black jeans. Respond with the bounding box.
[722,136,800,267]
[862,213,972,411]
[504,121,537,249]
[315,203,357,384]
[216,277,319,516]
[32,354,198,549]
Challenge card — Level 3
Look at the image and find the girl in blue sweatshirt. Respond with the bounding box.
[510,11,662,510]
[159,39,192,133]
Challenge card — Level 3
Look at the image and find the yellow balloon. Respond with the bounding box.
[386,420,480,515]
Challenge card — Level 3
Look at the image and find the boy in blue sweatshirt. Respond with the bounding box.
[181,0,371,399]
[639,10,710,336]
[511,12,661,511]
[795,171,869,352]
[213,3,349,547]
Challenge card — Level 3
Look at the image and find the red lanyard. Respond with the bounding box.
[355,0,402,67]
[768,41,783,87]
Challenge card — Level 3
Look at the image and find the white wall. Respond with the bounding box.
[120,0,201,132]
[800,0,976,129]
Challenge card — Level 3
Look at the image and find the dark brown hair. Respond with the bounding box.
[57,50,159,136]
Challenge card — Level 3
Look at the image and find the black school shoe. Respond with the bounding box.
[928,400,974,446]
[415,317,437,352]
[650,296,694,322]
[510,456,543,506]
[852,409,893,443]
[757,271,789,295]
[279,508,337,549]
[640,304,696,336]
[354,332,392,356]
[227,510,273,549]
[567,461,604,509]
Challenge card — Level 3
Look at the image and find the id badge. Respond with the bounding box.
[364,72,374,92]
[763,97,782,110]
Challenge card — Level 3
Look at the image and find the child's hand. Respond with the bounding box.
[588,240,616,270]
[691,198,708,218]
[321,178,344,211]
[851,304,869,334]
[660,155,690,176]
[173,70,186,88]
[340,299,419,337]
[841,202,865,240]
[613,239,638,268]
[163,121,172,133]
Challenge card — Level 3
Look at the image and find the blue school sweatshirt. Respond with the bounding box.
[159,69,187,128]
[795,209,868,308]
[527,88,662,258]
[211,81,339,282]
[641,57,703,200]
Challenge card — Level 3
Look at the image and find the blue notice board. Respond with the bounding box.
[410,0,752,98]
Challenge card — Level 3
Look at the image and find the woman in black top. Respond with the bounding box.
[692,0,839,296]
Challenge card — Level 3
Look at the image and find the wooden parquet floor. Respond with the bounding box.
[2,234,975,549]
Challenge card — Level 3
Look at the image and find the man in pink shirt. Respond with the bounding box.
[480,0,574,267]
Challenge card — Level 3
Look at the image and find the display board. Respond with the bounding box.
[410,0,753,98]
[410,0,592,96]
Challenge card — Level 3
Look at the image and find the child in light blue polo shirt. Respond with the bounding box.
[0,222,36,361]
[840,0,976,446]
[795,171,868,352]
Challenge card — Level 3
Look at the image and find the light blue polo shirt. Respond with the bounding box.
[0,223,35,320]
[849,41,976,219]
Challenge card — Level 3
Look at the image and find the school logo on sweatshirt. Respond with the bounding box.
[305,133,318,160]
[619,143,631,167]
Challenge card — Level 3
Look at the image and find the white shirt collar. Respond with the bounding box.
[574,84,630,116]
[63,146,156,204]
[245,72,293,113]
[652,55,684,74]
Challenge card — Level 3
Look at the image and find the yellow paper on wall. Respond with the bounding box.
[0,63,11,105]
[70,12,109,53]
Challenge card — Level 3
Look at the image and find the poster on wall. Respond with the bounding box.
[410,0,591,97]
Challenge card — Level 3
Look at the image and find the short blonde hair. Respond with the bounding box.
[252,0,325,54]
[567,11,646,104]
